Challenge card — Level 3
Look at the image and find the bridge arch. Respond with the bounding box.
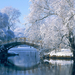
[0,37,41,53]
[4,41,40,51]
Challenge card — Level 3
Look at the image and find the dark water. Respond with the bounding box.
[0,46,75,75]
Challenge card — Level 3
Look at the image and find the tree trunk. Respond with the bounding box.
[72,60,75,75]
[73,50,75,59]
[69,30,75,58]
[71,42,75,58]
[71,44,75,59]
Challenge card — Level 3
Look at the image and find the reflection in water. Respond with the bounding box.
[0,47,75,75]
[43,59,73,75]
[44,59,74,65]
[72,60,75,75]
[8,47,40,69]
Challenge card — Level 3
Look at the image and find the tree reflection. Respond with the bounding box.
[0,54,75,75]
[72,60,75,75]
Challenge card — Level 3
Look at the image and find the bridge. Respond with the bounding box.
[0,37,43,54]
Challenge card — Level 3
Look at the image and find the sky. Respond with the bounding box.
[0,0,30,27]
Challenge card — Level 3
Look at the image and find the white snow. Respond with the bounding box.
[14,27,25,37]
[44,49,73,57]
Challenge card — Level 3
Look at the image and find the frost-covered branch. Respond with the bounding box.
[1,7,21,30]
[26,0,75,53]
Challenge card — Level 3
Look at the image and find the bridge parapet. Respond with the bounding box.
[0,37,43,49]
[0,37,45,56]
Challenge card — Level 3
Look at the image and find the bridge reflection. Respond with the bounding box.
[0,58,75,75]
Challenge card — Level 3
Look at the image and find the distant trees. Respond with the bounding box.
[1,6,21,30]
[26,0,75,55]
[0,12,9,28]
[0,7,21,42]
[14,27,25,37]
[0,12,9,41]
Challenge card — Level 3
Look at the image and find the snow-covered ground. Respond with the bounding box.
[44,49,73,57]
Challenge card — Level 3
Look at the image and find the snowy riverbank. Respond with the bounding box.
[43,49,73,59]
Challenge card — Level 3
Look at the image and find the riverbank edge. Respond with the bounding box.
[42,54,74,60]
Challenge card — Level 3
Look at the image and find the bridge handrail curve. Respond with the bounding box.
[0,37,43,47]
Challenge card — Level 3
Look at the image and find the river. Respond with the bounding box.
[0,45,75,75]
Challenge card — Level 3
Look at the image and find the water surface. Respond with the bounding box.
[0,46,75,75]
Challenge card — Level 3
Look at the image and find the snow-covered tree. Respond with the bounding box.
[14,27,25,37]
[0,12,9,28]
[0,29,6,41]
[26,0,75,56]
[0,11,15,42]
[1,6,21,30]
[0,12,9,41]
[0,7,21,41]
[6,29,15,41]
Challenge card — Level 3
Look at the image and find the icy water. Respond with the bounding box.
[0,46,75,75]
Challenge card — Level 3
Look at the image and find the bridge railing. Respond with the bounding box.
[0,37,43,48]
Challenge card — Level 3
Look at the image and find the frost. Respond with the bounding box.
[0,12,9,28]
[25,0,75,53]
[0,7,21,41]
[1,6,21,29]
[14,27,25,37]
[44,49,73,57]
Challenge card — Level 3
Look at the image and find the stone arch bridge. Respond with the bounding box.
[0,37,42,53]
